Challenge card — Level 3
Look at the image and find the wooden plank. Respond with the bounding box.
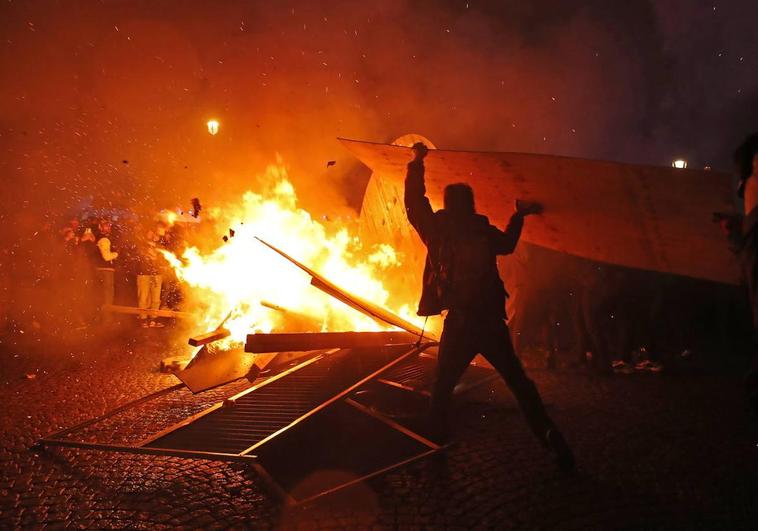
[188,328,231,347]
[245,331,417,353]
[341,138,740,285]
[255,237,434,338]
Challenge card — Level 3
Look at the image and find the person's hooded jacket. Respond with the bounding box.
[404,158,525,318]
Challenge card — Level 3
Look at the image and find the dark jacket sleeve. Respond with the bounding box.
[404,159,436,244]
[489,212,525,255]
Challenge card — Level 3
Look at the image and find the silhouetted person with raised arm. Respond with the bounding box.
[404,142,575,470]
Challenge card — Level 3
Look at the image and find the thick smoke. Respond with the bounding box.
[0,0,756,337]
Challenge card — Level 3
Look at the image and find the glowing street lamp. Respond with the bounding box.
[672,159,687,169]
[207,119,220,136]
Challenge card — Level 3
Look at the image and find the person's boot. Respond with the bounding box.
[546,428,575,472]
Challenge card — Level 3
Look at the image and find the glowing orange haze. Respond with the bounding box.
[161,157,422,348]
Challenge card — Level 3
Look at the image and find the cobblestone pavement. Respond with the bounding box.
[1,323,757,529]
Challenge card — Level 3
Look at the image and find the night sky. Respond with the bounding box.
[1,0,757,233]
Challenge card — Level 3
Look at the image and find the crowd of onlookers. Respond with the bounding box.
[505,243,754,375]
[59,212,188,328]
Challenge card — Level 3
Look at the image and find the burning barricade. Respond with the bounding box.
[160,158,431,391]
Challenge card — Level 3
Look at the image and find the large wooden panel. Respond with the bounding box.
[343,138,739,285]
[358,135,434,306]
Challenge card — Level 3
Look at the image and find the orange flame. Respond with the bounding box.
[162,157,420,349]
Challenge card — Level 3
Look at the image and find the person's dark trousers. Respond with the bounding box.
[430,310,555,444]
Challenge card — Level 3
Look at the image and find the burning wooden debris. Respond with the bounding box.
[187,309,234,347]
[254,237,430,338]
[176,237,433,393]
[187,328,231,347]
